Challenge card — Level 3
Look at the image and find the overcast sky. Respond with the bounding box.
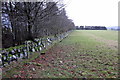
[64,0,119,27]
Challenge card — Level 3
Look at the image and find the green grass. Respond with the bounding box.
[2,30,118,78]
[80,30,118,41]
[44,30,118,78]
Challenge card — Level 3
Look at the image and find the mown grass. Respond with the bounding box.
[81,30,118,41]
[37,30,118,78]
[2,30,118,78]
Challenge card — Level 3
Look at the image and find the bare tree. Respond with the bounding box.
[2,1,75,48]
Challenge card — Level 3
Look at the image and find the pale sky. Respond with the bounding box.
[64,0,119,27]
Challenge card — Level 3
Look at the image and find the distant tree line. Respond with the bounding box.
[2,1,75,48]
[110,28,120,31]
[76,26,107,30]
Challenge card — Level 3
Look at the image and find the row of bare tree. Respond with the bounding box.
[2,1,75,48]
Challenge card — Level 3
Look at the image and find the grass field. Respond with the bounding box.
[2,30,118,78]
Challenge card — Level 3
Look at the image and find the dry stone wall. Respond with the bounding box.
[0,31,71,67]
